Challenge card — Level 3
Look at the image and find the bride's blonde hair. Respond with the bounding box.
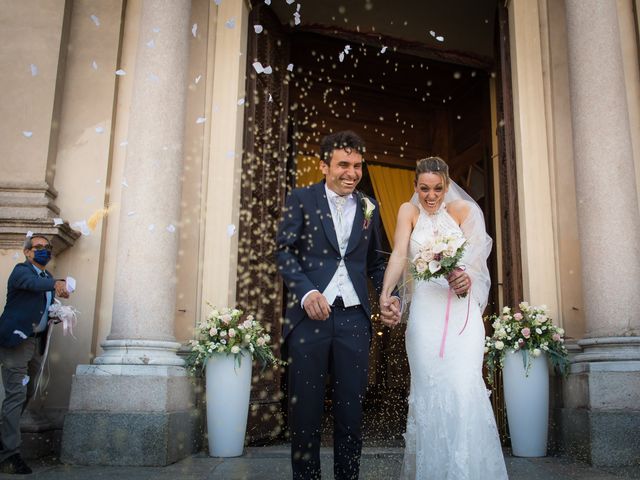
[415,156,450,187]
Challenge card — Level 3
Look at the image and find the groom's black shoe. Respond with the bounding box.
[0,453,33,474]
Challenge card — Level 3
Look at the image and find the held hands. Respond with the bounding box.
[447,268,471,296]
[379,295,401,327]
[54,280,70,299]
[303,291,332,321]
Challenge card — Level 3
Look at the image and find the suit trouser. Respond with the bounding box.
[288,304,370,480]
[0,337,43,462]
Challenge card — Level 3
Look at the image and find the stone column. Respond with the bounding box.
[562,0,640,466]
[61,0,197,466]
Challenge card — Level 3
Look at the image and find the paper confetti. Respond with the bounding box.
[214,0,222,5]
[227,224,236,237]
[268,93,273,102]
[166,224,176,233]
[237,97,245,106]
[195,74,202,84]
[71,220,91,236]
[196,116,206,124]
[22,375,30,386]
[127,211,136,216]
[95,126,105,134]
[115,69,126,76]
[30,64,38,76]
[13,330,27,340]
[293,12,301,25]
[287,63,294,71]
[119,140,128,146]
[148,224,155,232]
[122,178,129,187]
[53,218,64,226]
[152,27,160,33]
[90,14,100,26]
[381,46,388,54]
[91,60,98,70]
[26,231,33,238]
[286,0,294,4]
[192,23,198,37]
[146,39,155,48]
[225,18,236,29]
[264,0,271,4]
[22,131,33,138]
[254,25,263,34]
[252,62,265,74]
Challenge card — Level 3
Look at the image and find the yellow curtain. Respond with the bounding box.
[295,154,324,188]
[367,165,415,248]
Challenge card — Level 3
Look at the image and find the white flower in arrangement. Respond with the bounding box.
[244,334,251,342]
[494,340,504,350]
[519,301,529,310]
[230,345,240,354]
[220,330,227,337]
[532,348,542,357]
[228,328,236,338]
[257,337,265,347]
[221,314,232,324]
[209,327,217,336]
[535,328,543,335]
[557,327,565,335]
[502,306,511,314]
[497,329,507,339]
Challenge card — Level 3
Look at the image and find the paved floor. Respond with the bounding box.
[3,447,639,479]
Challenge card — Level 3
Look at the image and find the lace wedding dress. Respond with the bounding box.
[400,202,508,480]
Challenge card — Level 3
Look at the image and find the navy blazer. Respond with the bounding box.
[0,261,55,348]
[275,181,386,340]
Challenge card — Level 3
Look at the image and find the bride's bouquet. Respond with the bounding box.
[410,233,467,296]
[185,305,280,374]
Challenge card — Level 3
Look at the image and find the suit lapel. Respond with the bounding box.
[314,182,340,254]
[346,192,364,255]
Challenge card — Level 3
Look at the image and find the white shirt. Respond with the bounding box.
[300,185,361,309]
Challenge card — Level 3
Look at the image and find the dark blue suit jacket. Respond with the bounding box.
[0,261,55,348]
[275,181,386,340]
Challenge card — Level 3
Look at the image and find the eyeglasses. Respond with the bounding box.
[31,245,52,251]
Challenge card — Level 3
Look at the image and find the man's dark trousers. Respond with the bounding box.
[288,300,370,480]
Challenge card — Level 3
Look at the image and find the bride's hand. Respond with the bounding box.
[448,268,471,295]
[379,295,401,327]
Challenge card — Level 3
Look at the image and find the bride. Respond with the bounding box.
[380,157,508,479]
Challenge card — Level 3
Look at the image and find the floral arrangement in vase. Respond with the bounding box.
[484,302,569,385]
[186,305,279,374]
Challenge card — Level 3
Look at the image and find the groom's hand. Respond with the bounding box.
[303,291,331,321]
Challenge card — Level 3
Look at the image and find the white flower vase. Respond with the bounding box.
[502,350,549,457]
[205,351,252,457]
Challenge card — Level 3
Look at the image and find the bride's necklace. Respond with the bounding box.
[424,202,446,237]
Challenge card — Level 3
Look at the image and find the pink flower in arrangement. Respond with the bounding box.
[521,327,531,338]
[552,333,561,342]
[514,313,523,321]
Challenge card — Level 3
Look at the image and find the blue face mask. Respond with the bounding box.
[33,249,52,266]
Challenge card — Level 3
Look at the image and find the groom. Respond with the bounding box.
[276,130,399,480]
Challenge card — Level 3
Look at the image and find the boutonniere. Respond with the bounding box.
[361,195,375,229]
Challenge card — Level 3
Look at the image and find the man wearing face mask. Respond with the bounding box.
[0,234,69,475]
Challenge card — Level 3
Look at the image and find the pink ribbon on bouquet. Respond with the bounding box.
[438,286,472,359]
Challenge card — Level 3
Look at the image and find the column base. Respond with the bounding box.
[61,363,202,466]
[560,337,640,467]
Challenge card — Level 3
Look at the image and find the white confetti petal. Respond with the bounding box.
[30,64,38,76]
[214,0,222,4]
[338,52,345,62]
[254,25,263,34]
[13,330,28,340]
[264,0,271,4]
[192,23,198,37]
[286,0,294,4]
[263,66,273,74]
[429,30,436,37]
[293,13,301,25]
[120,140,128,146]
[196,116,206,124]
[71,221,91,236]
[297,3,301,12]
[287,63,294,71]
[152,27,160,33]
[146,39,155,48]
[252,61,264,74]
[227,224,236,237]
[115,69,126,76]
[95,126,105,134]
[268,93,273,102]
[26,231,33,238]
[195,74,202,84]
[225,18,235,29]
[381,46,388,53]
[436,35,444,42]
[22,131,33,138]
[122,178,129,187]
[53,218,64,226]
[148,224,155,232]
[166,224,176,233]
[237,97,245,105]
[127,211,136,216]
[22,375,30,386]
[90,14,100,26]
[91,60,98,70]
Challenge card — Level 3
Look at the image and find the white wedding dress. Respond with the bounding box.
[400,202,508,479]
